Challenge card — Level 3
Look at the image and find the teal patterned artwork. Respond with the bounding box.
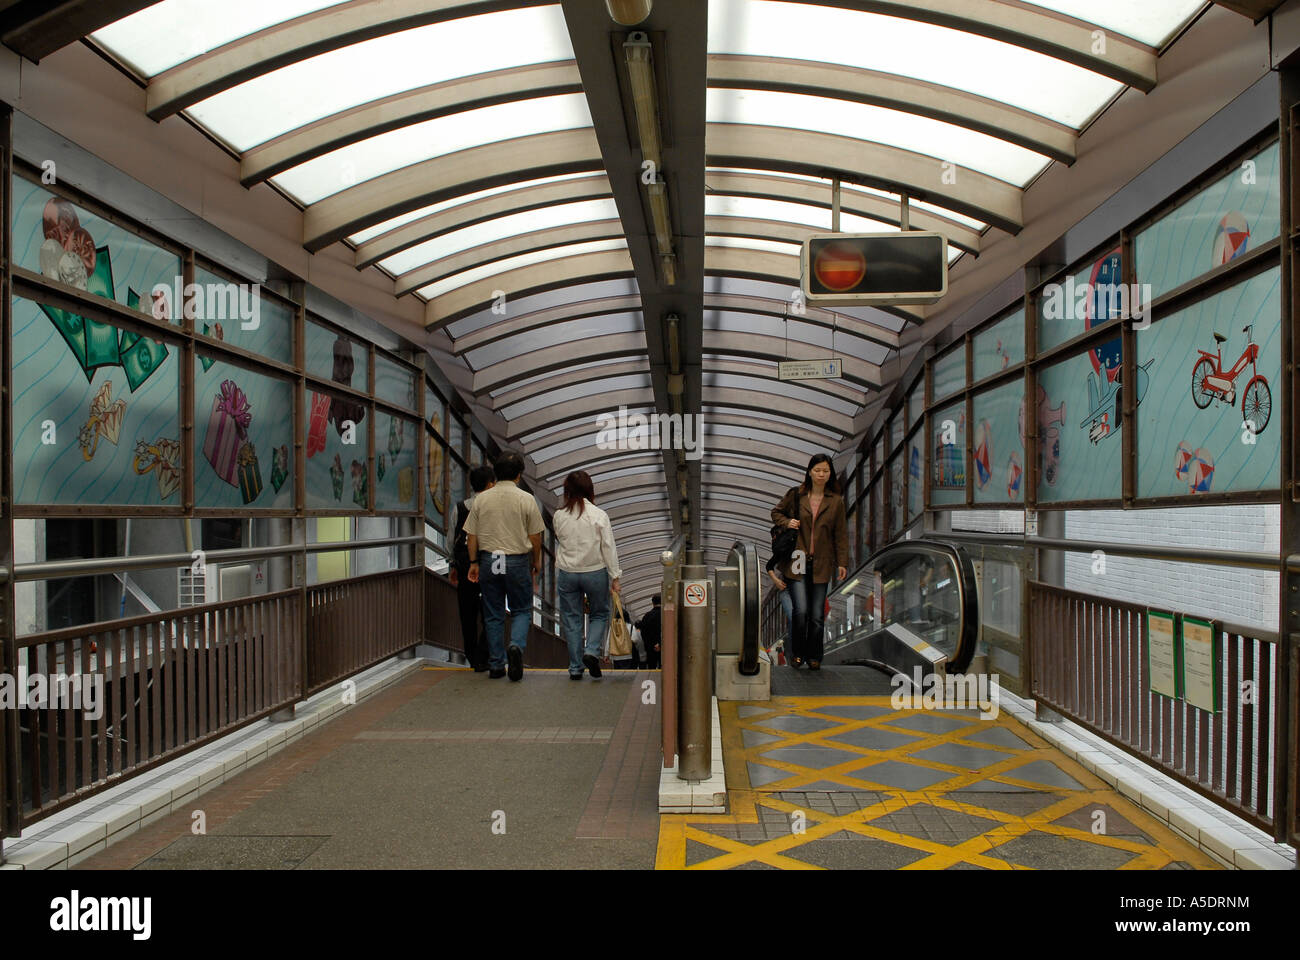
[1136,268,1281,498]
[304,384,372,510]
[972,379,1024,504]
[973,309,1024,381]
[1037,348,1121,503]
[193,356,294,509]
[930,399,965,506]
[932,344,965,402]
[1135,142,1280,300]
[10,180,184,505]
[374,412,418,512]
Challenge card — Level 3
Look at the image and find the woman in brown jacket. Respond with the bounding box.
[771,453,849,670]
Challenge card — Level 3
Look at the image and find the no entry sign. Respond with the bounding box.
[683,580,709,607]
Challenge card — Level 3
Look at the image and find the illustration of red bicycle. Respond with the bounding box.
[1190,324,1271,434]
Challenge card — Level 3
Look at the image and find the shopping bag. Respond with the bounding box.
[608,592,632,658]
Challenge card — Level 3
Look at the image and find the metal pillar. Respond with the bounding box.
[270,517,302,721]
[678,548,711,781]
[0,103,13,857]
[660,538,682,769]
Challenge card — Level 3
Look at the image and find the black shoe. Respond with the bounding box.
[488,668,506,679]
[507,644,523,681]
[570,673,583,681]
[583,654,601,679]
[473,663,488,673]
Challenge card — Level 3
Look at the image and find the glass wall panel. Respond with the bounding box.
[304,388,372,509]
[1136,267,1281,498]
[972,379,1025,504]
[194,265,292,364]
[930,400,966,506]
[375,352,417,410]
[449,456,467,513]
[1038,246,1122,354]
[973,309,1025,381]
[1135,142,1281,300]
[932,344,965,402]
[907,432,924,519]
[448,413,465,460]
[889,454,904,536]
[12,295,179,505]
[305,317,369,392]
[373,412,418,512]
[426,429,446,531]
[907,379,924,428]
[194,354,294,509]
[12,180,181,326]
[1037,348,1119,502]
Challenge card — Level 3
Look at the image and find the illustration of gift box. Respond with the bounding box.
[307,392,330,458]
[397,466,414,504]
[330,454,344,500]
[237,442,263,504]
[351,460,368,508]
[270,444,289,492]
[376,454,386,482]
[203,380,251,487]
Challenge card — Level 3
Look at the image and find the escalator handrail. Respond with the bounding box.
[858,538,980,673]
[730,540,761,676]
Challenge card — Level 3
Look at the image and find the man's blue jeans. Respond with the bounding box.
[478,552,533,669]
[787,575,828,663]
[557,568,609,676]
[778,586,793,655]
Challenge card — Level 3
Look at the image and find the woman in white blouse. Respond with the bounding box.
[552,470,623,680]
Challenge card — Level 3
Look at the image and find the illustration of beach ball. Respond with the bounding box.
[1006,452,1023,499]
[1212,212,1250,266]
[1174,442,1215,493]
[973,420,993,488]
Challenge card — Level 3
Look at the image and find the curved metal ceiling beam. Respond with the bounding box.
[704,357,869,407]
[494,358,650,409]
[395,219,626,296]
[507,388,654,440]
[700,385,855,434]
[707,123,1024,233]
[704,292,900,350]
[355,174,612,268]
[705,169,984,252]
[707,55,1077,163]
[778,0,1157,91]
[146,0,554,119]
[455,294,639,353]
[241,61,583,186]
[704,329,883,389]
[473,330,646,393]
[542,450,668,484]
[426,248,636,327]
[304,127,602,252]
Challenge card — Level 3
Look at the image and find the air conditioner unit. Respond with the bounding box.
[218,564,253,602]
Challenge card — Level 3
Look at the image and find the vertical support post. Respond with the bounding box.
[1120,229,1137,508]
[660,545,678,769]
[1277,66,1299,847]
[1023,270,1041,706]
[0,103,16,852]
[181,250,195,516]
[291,286,308,705]
[831,177,841,233]
[900,192,910,231]
[678,550,711,782]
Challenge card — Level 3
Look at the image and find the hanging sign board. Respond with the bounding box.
[1146,610,1179,700]
[778,359,842,381]
[801,232,948,305]
[1181,616,1219,714]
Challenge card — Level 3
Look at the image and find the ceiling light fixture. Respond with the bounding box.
[624,31,677,286]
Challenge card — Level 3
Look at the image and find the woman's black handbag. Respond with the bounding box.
[770,488,799,563]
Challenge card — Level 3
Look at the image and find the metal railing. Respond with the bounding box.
[306,567,422,695]
[1029,581,1283,836]
[13,588,302,827]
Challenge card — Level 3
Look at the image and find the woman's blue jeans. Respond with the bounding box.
[558,568,609,676]
[787,574,828,663]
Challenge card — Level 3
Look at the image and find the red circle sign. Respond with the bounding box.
[685,583,706,605]
[813,241,867,292]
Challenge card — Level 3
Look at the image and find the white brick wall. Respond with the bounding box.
[1063,506,1279,631]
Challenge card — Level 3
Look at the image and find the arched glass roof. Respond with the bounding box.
[82,0,1212,586]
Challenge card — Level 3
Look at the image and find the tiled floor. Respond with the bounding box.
[655,696,1221,870]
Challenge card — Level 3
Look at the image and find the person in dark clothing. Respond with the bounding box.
[639,594,663,670]
[449,465,495,671]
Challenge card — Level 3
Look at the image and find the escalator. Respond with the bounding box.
[771,539,981,696]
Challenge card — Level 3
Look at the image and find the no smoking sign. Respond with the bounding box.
[683,580,709,607]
